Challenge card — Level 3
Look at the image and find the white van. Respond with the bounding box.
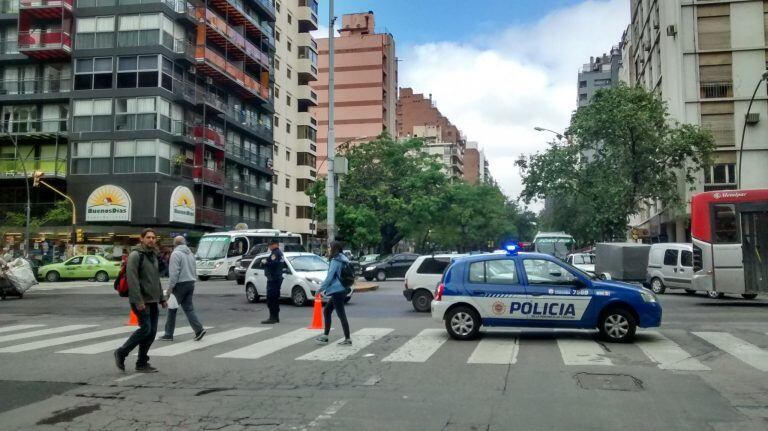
[646,243,695,294]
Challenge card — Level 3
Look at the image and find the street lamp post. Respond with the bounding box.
[736,70,768,188]
[533,126,564,141]
[2,127,31,258]
[325,0,337,244]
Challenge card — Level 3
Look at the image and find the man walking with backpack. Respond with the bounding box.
[316,241,353,346]
[160,236,206,341]
[114,228,167,373]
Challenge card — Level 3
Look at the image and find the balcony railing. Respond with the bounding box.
[191,125,225,148]
[225,144,271,170]
[18,31,72,51]
[0,77,71,96]
[226,179,270,200]
[178,163,225,187]
[20,0,73,8]
[194,46,269,100]
[196,207,224,226]
[0,157,67,177]
[700,81,733,99]
[1,118,68,134]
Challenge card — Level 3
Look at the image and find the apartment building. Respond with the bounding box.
[577,48,622,107]
[270,0,318,242]
[0,0,276,253]
[463,141,491,185]
[626,0,768,243]
[311,11,397,175]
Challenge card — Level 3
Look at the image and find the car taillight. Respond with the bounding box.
[435,283,444,301]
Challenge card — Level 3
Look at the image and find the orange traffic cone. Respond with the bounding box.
[308,293,323,329]
[125,309,138,326]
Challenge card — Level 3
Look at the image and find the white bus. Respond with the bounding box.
[195,229,303,280]
[532,231,575,261]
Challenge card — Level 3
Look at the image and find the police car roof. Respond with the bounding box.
[455,251,555,263]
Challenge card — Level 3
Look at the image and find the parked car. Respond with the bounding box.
[38,255,121,282]
[566,253,596,275]
[403,254,466,312]
[357,254,381,274]
[244,252,353,306]
[362,253,419,281]
[646,243,697,295]
[234,243,306,285]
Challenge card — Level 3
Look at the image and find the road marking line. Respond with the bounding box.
[0,325,97,344]
[693,332,768,372]
[636,331,710,371]
[302,400,348,430]
[0,324,46,334]
[557,339,613,366]
[58,327,197,354]
[382,328,447,363]
[114,374,141,382]
[0,326,136,353]
[217,328,317,359]
[297,328,393,362]
[467,337,519,365]
[149,327,268,357]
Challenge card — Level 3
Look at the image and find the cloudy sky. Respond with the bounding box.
[314,0,629,209]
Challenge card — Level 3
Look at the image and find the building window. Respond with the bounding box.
[274,115,280,128]
[273,173,278,185]
[697,4,730,50]
[286,94,291,107]
[114,139,171,174]
[285,205,290,217]
[274,57,280,70]
[275,1,280,13]
[73,99,112,132]
[285,149,291,161]
[74,57,113,90]
[287,13,292,25]
[297,152,316,167]
[286,122,291,134]
[704,163,737,191]
[274,85,280,99]
[296,178,314,192]
[285,177,290,188]
[701,102,735,147]
[72,141,111,174]
[578,80,587,88]
[275,29,281,41]
[117,13,177,49]
[273,203,277,214]
[286,67,292,79]
[297,125,316,141]
[76,16,115,49]
[287,40,292,52]
[296,206,313,219]
[594,78,611,87]
[115,96,173,132]
[699,53,733,99]
[117,55,161,88]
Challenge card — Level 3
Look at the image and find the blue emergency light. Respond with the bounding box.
[504,241,520,255]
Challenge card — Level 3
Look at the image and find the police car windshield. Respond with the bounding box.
[289,255,329,272]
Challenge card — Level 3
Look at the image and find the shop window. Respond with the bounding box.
[74,57,113,90]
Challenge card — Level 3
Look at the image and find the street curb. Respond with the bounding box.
[354,282,379,292]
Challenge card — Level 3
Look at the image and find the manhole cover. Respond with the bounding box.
[574,373,643,391]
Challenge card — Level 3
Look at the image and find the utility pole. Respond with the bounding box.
[325,0,336,244]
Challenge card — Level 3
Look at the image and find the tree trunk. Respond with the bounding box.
[377,223,402,254]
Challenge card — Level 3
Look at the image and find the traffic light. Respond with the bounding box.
[76,229,84,243]
[32,170,44,187]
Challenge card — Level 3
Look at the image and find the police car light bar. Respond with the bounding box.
[504,241,519,255]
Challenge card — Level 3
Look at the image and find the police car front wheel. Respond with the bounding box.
[445,306,481,340]
[598,308,637,343]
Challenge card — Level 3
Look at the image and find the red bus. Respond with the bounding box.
[691,189,768,299]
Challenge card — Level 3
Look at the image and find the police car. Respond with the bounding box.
[431,244,662,343]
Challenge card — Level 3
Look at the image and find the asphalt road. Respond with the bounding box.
[0,278,767,430]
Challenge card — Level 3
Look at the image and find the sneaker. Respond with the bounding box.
[194,329,207,341]
[159,335,173,342]
[135,364,159,373]
[260,319,278,324]
[315,335,329,344]
[113,349,125,371]
[338,338,352,346]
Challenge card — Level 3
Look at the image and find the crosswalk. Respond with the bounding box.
[0,322,767,373]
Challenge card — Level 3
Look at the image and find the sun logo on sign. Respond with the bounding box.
[492,301,505,316]
[176,195,193,209]
[88,186,127,208]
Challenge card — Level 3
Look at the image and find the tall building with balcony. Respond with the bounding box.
[311,11,397,175]
[411,124,464,181]
[0,0,277,254]
[270,0,317,243]
[626,0,768,243]
[577,48,621,107]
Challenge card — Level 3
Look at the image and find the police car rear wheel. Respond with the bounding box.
[650,278,665,294]
[599,308,636,343]
[446,306,480,340]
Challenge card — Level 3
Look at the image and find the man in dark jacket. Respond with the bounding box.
[114,228,167,373]
[261,239,284,324]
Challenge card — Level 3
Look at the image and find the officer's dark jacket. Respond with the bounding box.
[264,248,285,282]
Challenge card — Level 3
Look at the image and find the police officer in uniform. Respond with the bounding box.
[262,238,285,324]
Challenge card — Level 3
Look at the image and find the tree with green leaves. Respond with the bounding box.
[516,85,714,242]
[0,200,73,238]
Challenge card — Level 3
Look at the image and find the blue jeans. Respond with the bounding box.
[164,281,204,336]
[118,302,159,367]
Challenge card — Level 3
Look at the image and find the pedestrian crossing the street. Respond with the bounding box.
[1,322,768,373]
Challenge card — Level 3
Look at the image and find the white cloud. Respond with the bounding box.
[311,24,340,39]
[399,0,629,209]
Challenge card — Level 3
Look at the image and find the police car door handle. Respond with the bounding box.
[530,292,544,296]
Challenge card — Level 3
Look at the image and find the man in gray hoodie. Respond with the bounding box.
[160,236,206,342]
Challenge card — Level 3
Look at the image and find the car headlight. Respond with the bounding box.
[640,289,657,303]
[366,266,376,271]
[214,262,223,269]
[307,277,323,285]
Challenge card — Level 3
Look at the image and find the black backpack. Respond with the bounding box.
[338,261,355,289]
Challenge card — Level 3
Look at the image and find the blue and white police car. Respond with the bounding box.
[431,245,662,343]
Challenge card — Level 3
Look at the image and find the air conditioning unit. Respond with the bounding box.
[745,112,760,124]
[666,25,677,37]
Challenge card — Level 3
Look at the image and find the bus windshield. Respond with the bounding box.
[535,237,574,259]
[196,236,230,260]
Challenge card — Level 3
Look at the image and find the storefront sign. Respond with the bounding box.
[170,186,196,224]
[85,185,132,222]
